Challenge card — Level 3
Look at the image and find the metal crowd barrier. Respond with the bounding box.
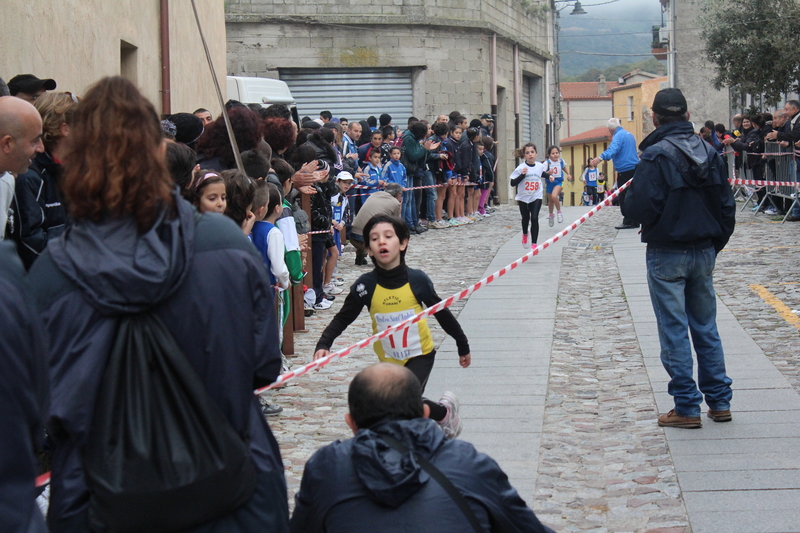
[762,142,799,222]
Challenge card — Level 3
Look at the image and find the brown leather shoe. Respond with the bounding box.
[658,409,702,428]
[707,409,732,422]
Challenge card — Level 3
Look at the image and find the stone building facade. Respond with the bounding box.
[1,1,226,116]
[659,0,730,124]
[225,0,555,202]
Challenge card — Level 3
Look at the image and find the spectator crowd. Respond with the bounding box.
[0,72,557,533]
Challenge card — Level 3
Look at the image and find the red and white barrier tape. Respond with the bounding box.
[255,180,632,394]
[730,178,800,188]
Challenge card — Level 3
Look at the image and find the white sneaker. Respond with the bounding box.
[437,391,462,439]
[313,299,333,310]
[548,214,555,227]
[557,211,564,223]
[324,282,343,295]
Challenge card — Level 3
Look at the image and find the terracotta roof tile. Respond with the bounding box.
[560,126,612,146]
[560,81,620,100]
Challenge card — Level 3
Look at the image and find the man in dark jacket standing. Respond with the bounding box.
[290,363,554,533]
[624,88,735,429]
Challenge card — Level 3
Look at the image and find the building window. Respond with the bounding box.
[627,96,634,121]
[121,40,138,84]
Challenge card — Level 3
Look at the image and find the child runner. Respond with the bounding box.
[543,145,571,227]
[190,170,227,215]
[581,157,599,205]
[509,143,545,250]
[597,172,607,202]
[314,214,471,438]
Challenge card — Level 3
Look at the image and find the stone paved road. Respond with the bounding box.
[265,200,800,531]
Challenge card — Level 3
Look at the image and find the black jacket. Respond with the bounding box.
[624,121,735,253]
[10,151,67,269]
[775,110,800,144]
[290,418,553,533]
[730,127,764,168]
[0,243,49,533]
[27,193,285,531]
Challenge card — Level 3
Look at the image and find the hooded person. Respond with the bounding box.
[623,88,735,429]
[289,363,554,533]
[26,77,289,532]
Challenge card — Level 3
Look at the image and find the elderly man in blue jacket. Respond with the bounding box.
[590,117,640,229]
[290,363,555,533]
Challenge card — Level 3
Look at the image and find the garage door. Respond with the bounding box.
[280,68,413,127]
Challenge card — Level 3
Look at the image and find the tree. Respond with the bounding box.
[700,0,800,105]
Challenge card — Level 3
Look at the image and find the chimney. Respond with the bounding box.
[598,75,607,97]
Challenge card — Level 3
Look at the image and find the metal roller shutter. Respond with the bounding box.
[522,76,532,143]
[280,68,413,127]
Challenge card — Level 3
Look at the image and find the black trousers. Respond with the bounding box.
[617,168,637,225]
[518,199,542,243]
[404,351,447,422]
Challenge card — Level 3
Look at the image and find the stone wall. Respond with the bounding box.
[674,0,729,124]
[226,0,552,202]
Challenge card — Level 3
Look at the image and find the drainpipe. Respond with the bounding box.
[513,44,520,156]
[491,33,498,139]
[160,0,171,115]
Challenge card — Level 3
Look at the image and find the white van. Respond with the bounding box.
[226,76,298,123]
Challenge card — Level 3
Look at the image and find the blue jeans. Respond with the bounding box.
[420,171,437,220]
[646,244,732,417]
[402,190,417,229]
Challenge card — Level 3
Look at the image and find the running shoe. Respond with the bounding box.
[313,299,333,310]
[557,211,564,223]
[482,212,491,217]
[764,207,778,215]
[261,402,283,416]
[522,233,529,249]
[323,282,343,295]
[531,243,538,251]
[548,214,555,227]
[437,391,463,439]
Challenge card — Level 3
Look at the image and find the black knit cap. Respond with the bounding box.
[166,113,205,144]
[651,88,687,117]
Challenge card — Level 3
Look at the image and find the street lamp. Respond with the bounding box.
[569,1,587,15]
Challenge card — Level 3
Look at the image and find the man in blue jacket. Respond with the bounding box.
[591,117,639,229]
[290,363,555,533]
[624,88,735,429]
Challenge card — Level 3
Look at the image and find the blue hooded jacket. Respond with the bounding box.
[27,194,287,531]
[290,418,553,533]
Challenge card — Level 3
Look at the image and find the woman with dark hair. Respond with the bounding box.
[304,128,339,172]
[262,117,297,158]
[356,119,372,146]
[27,77,288,532]
[195,106,262,171]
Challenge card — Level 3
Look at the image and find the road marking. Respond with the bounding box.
[749,284,800,330]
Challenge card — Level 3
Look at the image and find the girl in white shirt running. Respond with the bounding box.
[509,143,545,250]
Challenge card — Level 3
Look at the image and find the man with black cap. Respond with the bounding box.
[479,113,494,138]
[623,88,735,430]
[7,74,56,104]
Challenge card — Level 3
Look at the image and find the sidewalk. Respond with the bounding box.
[426,205,800,533]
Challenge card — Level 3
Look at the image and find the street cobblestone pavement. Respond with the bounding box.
[266,198,799,529]
[268,206,521,501]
